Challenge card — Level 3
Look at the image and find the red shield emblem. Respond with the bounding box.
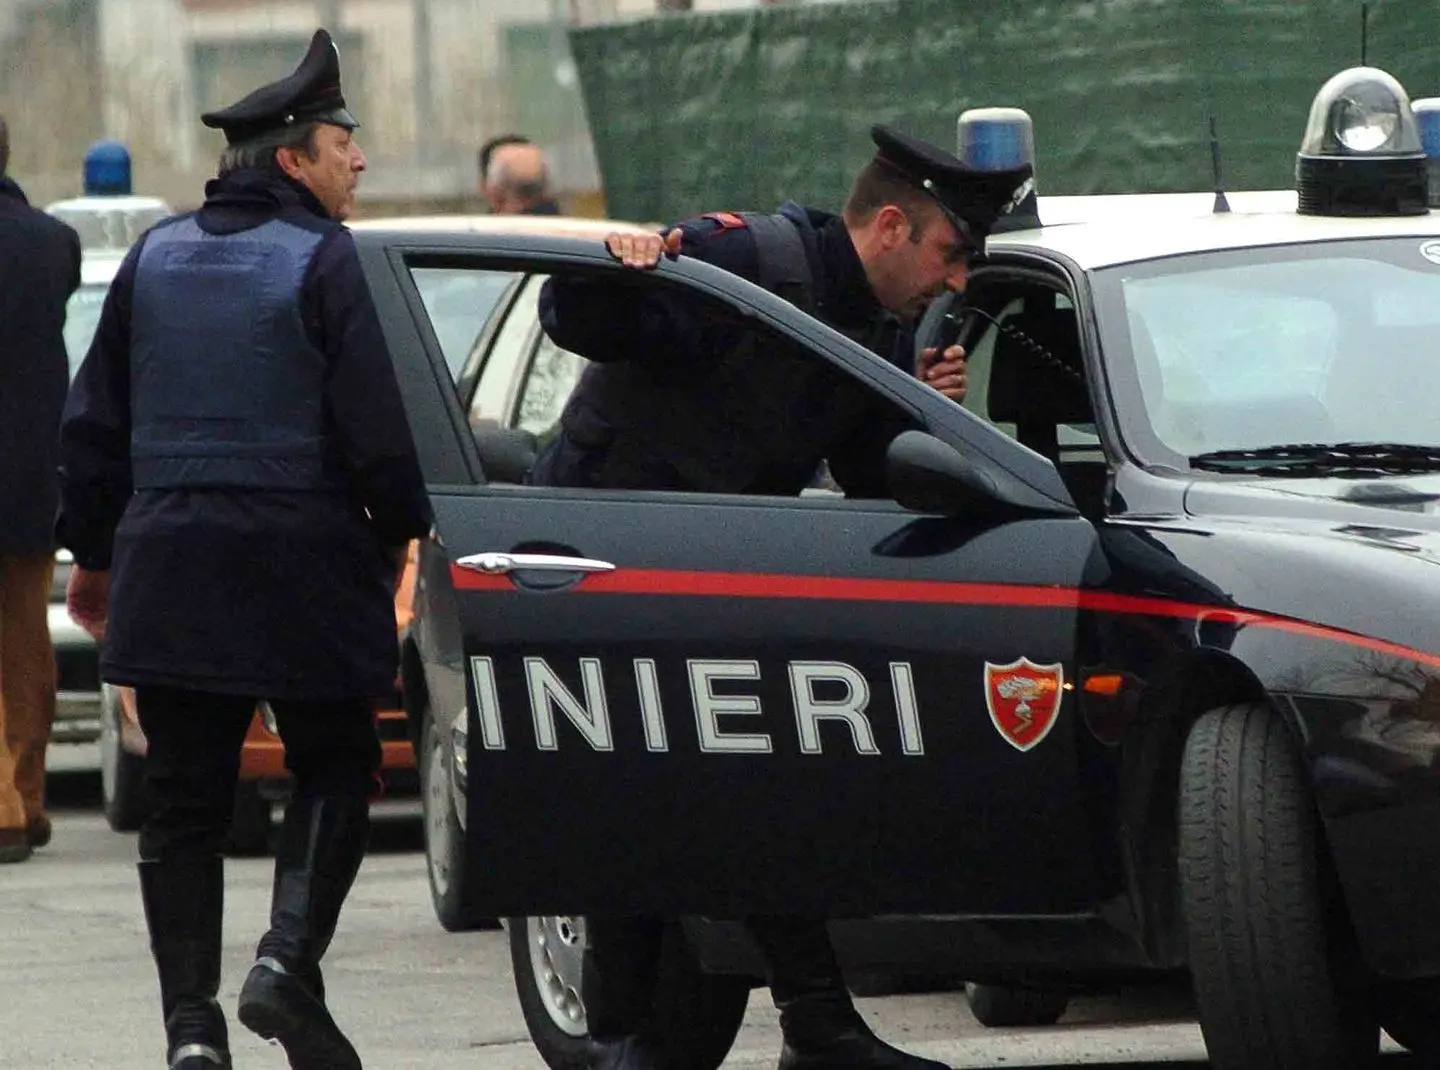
[984,658,1065,752]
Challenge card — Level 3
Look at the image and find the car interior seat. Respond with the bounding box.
[985,304,1108,516]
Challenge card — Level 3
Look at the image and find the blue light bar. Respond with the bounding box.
[83,140,132,196]
[958,107,1039,231]
[957,107,1035,173]
[1414,98,1440,207]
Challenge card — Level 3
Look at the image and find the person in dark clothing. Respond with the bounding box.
[0,114,82,863]
[532,125,1031,497]
[532,128,1032,1070]
[56,29,432,1070]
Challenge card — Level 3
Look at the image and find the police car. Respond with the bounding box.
[364,67,1440,1070]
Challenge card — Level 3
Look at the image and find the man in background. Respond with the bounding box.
[478,133,562,215]
[0,114,82,863]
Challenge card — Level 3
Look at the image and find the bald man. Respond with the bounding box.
[481,138,560,215]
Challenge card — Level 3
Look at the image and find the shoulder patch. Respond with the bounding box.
[702,211,748,230]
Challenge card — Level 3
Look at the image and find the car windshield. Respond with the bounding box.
[63,282,109,380]
[1093,237,1440,469]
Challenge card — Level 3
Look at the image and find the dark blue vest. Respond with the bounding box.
[129,216,336,491]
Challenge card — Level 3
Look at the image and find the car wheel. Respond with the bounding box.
[421,709,499,932]
[224,782,272,857]
[509,915,751,1070]
[99,684,150,832]
[964,982,1069,1027]
[1179,702,1379,1070]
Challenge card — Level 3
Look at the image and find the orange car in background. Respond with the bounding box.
[100,542,420,854]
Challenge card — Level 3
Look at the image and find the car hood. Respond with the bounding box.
[1146,473,1440,658]
[1184,473,1440,560]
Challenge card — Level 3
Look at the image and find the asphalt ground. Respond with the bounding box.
[0,746,1416,1070]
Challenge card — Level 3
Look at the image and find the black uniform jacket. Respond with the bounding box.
[56,170,434,701]
[533,202,914,496]
[0,178,81,555]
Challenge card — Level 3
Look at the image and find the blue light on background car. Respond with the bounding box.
[82,140,133,196]
[1411,97,1440,207]
[1295,66,1428,217]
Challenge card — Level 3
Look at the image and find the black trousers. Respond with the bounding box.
[135,685,382,860]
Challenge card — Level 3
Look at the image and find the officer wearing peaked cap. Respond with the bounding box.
[531,128,1030,1070]
[57,27,431,1070]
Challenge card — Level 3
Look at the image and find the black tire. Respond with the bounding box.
[964,981,1069,1027]
[99,684,150,832]
[420,709,499,932]
[225,781,272,857]
[510,916,750,1070]
[1178,702,1378,1070]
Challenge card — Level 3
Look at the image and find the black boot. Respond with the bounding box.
[236,793,369,1070]
[748,916,950,1070]
[138,855,231,1069]
[582,916,667,1070]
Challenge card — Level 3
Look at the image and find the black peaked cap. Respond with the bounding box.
[871,124,1034,244]
[201,29,359,145]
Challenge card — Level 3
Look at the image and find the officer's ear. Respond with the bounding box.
[873,204,914,250]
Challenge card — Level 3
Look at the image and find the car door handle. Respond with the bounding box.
[456,552,616,575]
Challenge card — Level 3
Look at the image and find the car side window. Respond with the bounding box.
[515,324,588,437]
[945,286,1106,516]
[409,266,520,383]
[424,261,919,495]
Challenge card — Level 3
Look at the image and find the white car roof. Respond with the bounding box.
[80,251,125,287]
[46,194,172,215]
[991,190,1440,269]
[348,214,654,239]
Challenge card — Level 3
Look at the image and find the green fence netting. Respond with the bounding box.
[569,0,1440,224]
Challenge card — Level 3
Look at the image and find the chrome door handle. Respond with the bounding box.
[456,552,616,575]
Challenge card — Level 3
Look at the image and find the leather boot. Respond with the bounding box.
[582,916,666,1070]
[137,855,231,1069]
[748,916,950,1070]
[236,793,369,1070]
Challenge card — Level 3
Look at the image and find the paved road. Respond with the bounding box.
[0,749,1414,1070]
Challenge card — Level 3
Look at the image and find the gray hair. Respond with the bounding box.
[0,115,9,178]
[217,122,319,177]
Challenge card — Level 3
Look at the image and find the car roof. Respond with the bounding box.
[45,194,172,215]
[80,251,125,287]
[347,214,655,239]
[990,191,1440,269]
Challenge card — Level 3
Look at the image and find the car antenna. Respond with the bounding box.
[1360,2,1369,65]
[1210,116,1231,214]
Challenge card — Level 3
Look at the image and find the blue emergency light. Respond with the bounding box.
[1295,67,1428,216]
[1411,97,1440,207]
[958,107,1040,231]
[83,140,132,196]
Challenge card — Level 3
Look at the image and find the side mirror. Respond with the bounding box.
[885,430,1081,518]
[474,425,539,484]
[886,430,998,515]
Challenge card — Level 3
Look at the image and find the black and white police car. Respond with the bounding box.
[359,67,1440,1070]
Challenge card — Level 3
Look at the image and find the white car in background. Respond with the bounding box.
[45,196,171,755]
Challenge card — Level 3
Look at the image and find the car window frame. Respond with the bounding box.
[360,231,1077,508]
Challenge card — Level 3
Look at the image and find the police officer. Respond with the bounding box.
[57,29,432,1070]
[531,130,1031,1069]
[531,125,1031,494]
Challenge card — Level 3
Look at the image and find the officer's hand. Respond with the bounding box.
[66,565,110,643]
[606,228,683,270]
[918,344,969,402]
